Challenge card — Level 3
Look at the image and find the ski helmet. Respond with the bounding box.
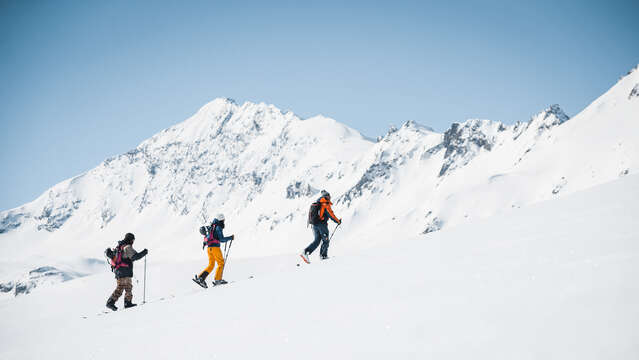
[320,190,331,199]
[216,213,225,221]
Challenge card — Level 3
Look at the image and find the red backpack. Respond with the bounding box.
[104,244,129,272]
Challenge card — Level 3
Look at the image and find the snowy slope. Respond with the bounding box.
[1,65,638,295]
[1,172,637,359]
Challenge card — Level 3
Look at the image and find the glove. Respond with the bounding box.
[131,248,148,261]
[338,219,342,225]
[202,242,206,250]
[231,235,235,240]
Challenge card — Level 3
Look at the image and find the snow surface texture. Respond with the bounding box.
[0,66,638,292]
[1,172,638,359]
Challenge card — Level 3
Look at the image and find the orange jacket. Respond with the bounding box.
[318,197,340,224]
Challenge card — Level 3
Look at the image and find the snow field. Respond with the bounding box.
[1,174,637,359]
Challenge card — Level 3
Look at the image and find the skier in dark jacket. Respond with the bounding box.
[193,214,235,288]
[301,190,341,263]
[106,233,148,311]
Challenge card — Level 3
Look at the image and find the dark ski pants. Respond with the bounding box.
[109,277,133,303]
[305,223,330,257]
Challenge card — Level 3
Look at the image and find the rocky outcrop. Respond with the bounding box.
[286,181,318,199]
[340,162,393,206]
[439,119,499,177]
[36,199,82,232]
[0,266,86,297]
[0,211,28,234]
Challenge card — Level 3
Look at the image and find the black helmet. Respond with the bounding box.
[124,233,135,243]
[321,190,331,199]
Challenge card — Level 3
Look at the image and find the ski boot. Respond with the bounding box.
[106,299,117,311]
[124,300,137,308]
[213,279,228,286]
[300,252,310,264]
[192,272,208,288]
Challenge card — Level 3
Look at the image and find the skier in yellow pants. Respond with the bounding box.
[204,247,225,281]
[193,214,235,288]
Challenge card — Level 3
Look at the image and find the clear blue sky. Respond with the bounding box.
[1,0,637,211]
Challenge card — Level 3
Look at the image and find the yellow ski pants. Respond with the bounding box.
[201,247,225,280]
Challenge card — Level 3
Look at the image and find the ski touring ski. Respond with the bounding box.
[192,275,208,288]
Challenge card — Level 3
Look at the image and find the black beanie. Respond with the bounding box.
[124,233,135,243]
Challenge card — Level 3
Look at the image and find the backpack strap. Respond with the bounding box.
[205,224,220,247]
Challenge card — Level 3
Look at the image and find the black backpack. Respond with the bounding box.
[308,202,321,225]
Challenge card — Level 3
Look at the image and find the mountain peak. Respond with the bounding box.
[217,97,238,105]
[195,97,238,117]
[377,121,437,143]
[528,104,569,131]
[543,104,569,123]
[401,120,435,133]
[438,119,502,176]
[203,97,238,108]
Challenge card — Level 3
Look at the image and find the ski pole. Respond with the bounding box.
[329,223,341,242]
[224,239,233,261]
[143,256,147,304]
[222,239,233,277]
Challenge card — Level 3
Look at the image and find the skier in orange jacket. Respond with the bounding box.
[301,190,341,263]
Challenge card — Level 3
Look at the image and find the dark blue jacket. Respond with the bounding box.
[204,219,233,248]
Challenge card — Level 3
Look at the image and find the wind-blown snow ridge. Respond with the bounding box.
[1,65,638,293]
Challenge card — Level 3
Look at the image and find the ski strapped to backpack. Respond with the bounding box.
[104,244,129,272]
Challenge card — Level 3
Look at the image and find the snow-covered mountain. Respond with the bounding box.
[1,65,638,295]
